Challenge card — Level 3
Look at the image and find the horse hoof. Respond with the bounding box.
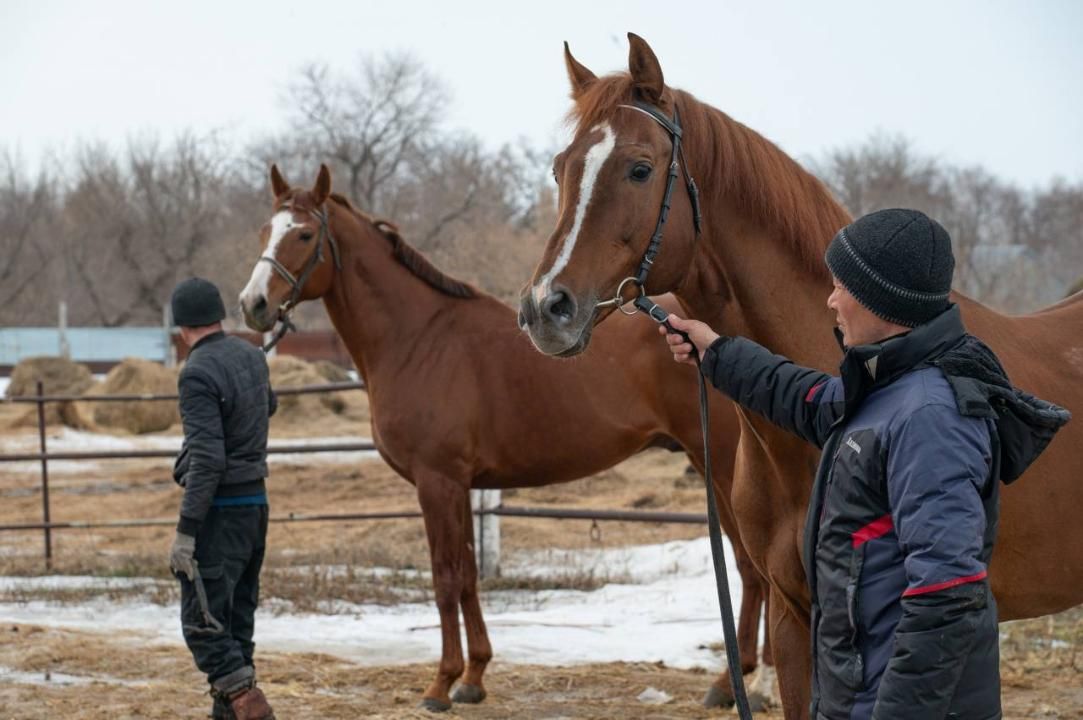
[419,697,452,713]
[452,683,487,704]
[702,683,736,709]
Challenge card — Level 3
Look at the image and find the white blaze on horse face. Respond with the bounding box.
[240,210,300,308]
[533,123,616,307]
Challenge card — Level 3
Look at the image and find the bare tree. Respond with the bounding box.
[55,134,235,326]
[814,133,950,219]
[814,133,1083,312]
[0,153,56,323]
[281,53,449,212]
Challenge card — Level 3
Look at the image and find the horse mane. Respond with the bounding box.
[328,193,478,299]
[569,74,852,277]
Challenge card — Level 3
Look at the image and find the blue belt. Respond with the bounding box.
[212,493,268,507]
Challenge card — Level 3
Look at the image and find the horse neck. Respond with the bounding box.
[320,211,447,385]
[675,104,852,370]
[678,220,836,370]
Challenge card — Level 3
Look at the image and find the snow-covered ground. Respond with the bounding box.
[0,427,381,473]
[0,538,752,671]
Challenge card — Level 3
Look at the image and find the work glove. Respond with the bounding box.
[169,531,196,580]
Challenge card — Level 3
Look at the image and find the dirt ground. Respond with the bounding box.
[1,411,1081,718]
[0,617,1079,719]
[0,624,777,719]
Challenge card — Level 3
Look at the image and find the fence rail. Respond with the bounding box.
[0,507,709,533]
[0,442,375,463]
[1,381,366,404]
[0,380,708,575]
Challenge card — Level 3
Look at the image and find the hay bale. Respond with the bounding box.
[314,360,352,384]
[269,355,349,422]
[6,356,93,399]
[91,358,180,434]
[6,356,94,428]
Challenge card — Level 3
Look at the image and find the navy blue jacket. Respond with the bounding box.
[701,305,1069,720]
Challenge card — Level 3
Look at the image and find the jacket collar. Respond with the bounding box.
[190,330,226,353]
[836,304,966,407]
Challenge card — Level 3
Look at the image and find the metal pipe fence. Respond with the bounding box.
[0,380,708,570]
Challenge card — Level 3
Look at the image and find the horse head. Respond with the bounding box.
[240,164,341,332]
[520,33,702,357]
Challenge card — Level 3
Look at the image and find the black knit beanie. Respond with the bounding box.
[171,277,226,328]
[824,208,954,327]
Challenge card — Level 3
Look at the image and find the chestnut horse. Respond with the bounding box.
[238,165,773,711]
[520,34,1083,719]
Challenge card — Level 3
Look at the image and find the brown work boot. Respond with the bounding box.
[228,686,275,720]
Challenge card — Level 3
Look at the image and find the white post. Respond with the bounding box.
[471,489,501,579]
[263,331,277,358]
[58,301,70,359]
[163,304,176,368]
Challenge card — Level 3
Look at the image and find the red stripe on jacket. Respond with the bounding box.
[852,514,894,548]
[902,570,988,597]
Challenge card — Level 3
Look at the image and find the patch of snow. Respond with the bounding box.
[0,664,149,688]
[637,686,673,704]
[0,429,381,474]
[0,538,751,671]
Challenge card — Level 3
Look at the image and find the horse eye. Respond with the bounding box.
[299,230,314,242]
[630,163,652,182]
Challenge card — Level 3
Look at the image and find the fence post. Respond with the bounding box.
[471,489,501,579]
[36,381,52,569]
[58,301,70,359]
[163,304,176,368]
[263,332,277,358]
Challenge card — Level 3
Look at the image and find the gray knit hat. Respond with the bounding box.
[825,209,954,327]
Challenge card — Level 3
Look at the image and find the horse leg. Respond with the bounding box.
[416,478,468,712]
[703,544,764,708]
[769,586,812,720]
[451,496,492,705]
[762,579,774,666]
[742,576,783,711]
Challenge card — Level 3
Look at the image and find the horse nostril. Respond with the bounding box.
[517,309,528,330]
[253,296,268,314]
[541,290,576,325]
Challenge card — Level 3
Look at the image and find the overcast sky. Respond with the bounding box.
[3,0,1081,188]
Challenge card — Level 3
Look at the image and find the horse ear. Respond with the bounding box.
[312,164,331,206]
[270,164,290,199]
[627,32,664,105]
[564,41,597,99]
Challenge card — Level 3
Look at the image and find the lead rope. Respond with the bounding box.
[634,298,753,720]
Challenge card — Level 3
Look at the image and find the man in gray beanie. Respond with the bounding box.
[170,277,278,720]
[662,209,1069,720]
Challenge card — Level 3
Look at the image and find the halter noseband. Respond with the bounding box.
[259,205,342,352]
[595,101,702,315]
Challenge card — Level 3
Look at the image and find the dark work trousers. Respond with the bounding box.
[177,504,268,684]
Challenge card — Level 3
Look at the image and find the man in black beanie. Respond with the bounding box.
[170,277,278,720]
[662,209,1069,719]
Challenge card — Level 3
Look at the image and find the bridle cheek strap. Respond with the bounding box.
[595,102,702,313]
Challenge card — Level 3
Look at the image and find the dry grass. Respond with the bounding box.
[1002,606,1083,678]
[0,623,779,720]
[0,621,1078,719]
